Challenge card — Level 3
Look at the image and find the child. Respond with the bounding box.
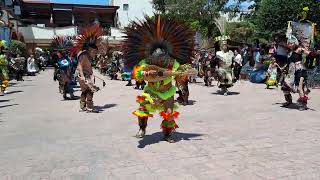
[266,57,280,89]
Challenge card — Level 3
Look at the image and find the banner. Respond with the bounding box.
[287,21,316,50]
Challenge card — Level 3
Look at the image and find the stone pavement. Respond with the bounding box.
[0,69,320,180]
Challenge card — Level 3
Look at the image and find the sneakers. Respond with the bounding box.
[163,133,176,143]
[79,107,87,112]
[223,89,229,96]
[86,108,100,113]
[282,102,292,107]
[136,129,146,138]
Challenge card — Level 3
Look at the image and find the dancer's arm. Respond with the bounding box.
[77,56,86,81]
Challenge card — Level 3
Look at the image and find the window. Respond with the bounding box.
[123,4,129,11]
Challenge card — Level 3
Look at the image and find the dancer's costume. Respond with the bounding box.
[0,40,9,94]
[281,50,310,110]
[11,55,26,81]
[216,41,235,95]
[281,14,315,110]
[73,25,102,113]
[50,36,75,99]
[203,54,214,86]
[176,69,190,105]
[124,15,195,143]
[108,57,120,80]
[121,71,131,81]
[121,65,134,86]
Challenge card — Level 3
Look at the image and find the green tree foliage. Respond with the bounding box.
[246,0,319,40]
[153,0,238,38]
[225,21,255,43]
[253,0,304,39]
[305,0,320,27]
[9,40,27,57]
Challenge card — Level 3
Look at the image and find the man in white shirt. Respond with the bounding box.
[216,41,235,96]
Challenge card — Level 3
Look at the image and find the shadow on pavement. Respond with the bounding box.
[95,103,117,112]
[10,85,35,88]
[61,96,81,101]
[265,87,277,90]
[9,82,18,86]
[275,102,316,111]
[0,104,18,109]
[212,91,240,96]
[6,90,23,95]
[187,100,196,105]
[176,100,197,106]
[137,132,203,148]
[0,99,11,103]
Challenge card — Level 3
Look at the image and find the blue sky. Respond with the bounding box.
[52,0,254,9]
[52,0,109,5]
[226,0,255,10]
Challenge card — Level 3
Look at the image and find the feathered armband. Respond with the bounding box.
[132,65,144,81]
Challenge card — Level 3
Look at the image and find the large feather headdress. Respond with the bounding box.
[72,25,103,54]
[123,15,195,68]
[50,36,74,51]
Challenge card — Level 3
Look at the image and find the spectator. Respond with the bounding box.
[233,49,243,82]
[27,54,38,76]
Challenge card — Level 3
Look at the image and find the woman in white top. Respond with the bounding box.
[234,49,243,81]
[27,54,38,75]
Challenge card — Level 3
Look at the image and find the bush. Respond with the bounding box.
[9,40,27,57]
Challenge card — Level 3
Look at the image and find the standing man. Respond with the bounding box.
[50,36,74,99]
[203,50,215,86]
[124,15,195,143]
[216,40,235,95]
[57,52,74,100]
[11,53,26,81]
[73,25,102,113]
[281,41,310,111]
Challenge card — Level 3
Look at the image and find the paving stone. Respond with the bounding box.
[0,70,320,179]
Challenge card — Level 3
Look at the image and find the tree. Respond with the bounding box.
[245,0,319,40]
[152,0,234,38]
[226,21,255,43]
[9,40,27,57]
[305,0,320,26]
[253,0,305,39]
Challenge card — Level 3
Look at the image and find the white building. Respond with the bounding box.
[107,0,154,43]
[112,0,154,28]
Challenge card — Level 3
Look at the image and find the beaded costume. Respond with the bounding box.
[123,15,195,143]
[51,36,75,99]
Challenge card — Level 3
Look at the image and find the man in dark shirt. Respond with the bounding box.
[203,50,215,86]
[281,44,310,110]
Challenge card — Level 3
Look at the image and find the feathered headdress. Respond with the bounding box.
[72,25,103,54]
[50,36,74,51]
[123,15,195,68]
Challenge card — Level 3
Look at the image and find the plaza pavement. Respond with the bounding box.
[0,69,320,180]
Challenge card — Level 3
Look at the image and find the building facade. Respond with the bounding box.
[112,0,154,28]
[1,0,119,51]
